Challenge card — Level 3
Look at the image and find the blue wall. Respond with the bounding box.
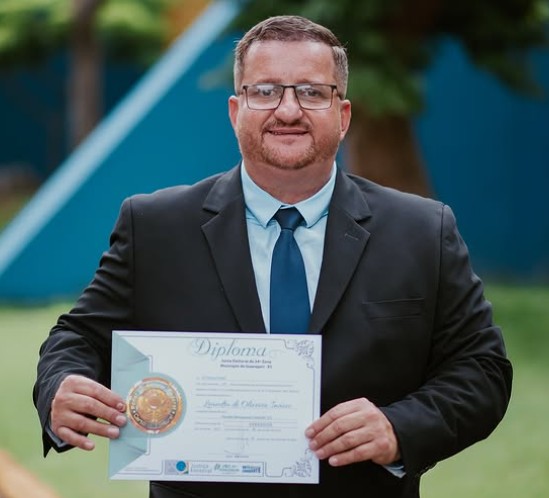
[0,56,144,180]
[415,41,549,282]
[0,4,547,302]
[0,0,241,302]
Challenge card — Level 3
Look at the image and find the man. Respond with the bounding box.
[34,15,512,498]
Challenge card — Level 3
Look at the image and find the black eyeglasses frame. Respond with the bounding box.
[240,83,340,110]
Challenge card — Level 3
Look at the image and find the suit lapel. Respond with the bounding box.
[309,171,372,333]
[200,166,370,334]
[201,166,266,333]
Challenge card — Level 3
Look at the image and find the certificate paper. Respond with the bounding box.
[110,331,321,483]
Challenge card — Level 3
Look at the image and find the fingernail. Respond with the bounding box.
[116,402,126,411]
[116,415,127,426]
[108,426,120,438]
[309,440,318,450]
[305,428,314,438]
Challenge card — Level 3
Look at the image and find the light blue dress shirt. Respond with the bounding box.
[241,162,336,332]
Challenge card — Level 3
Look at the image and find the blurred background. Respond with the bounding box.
[0,0,548,497]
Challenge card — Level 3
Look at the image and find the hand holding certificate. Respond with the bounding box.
[110,331,322,484]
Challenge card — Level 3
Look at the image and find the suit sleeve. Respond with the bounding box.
[381,204,512,477]
[33,198,135,455]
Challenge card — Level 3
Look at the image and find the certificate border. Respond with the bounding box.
[110,331,321,484]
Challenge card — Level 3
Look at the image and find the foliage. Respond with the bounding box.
[0,0,177,68]
[232,0,549,116]
[0,191,34,232]
[97,0,178,64]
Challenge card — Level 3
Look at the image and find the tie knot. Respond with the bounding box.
[274,207,303,232]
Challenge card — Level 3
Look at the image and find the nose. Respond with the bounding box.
[274,87,303,120]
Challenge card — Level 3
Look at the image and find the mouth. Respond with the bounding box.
[266,128,308,136]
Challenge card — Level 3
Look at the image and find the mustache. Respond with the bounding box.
[263,119,311,132]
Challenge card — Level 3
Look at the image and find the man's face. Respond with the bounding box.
[229,41,351,176]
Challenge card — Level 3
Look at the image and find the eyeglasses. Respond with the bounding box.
[241,83,339,110]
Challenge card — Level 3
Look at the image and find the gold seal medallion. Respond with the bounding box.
[126,376,184,434]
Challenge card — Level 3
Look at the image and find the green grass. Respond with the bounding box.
[1,284,548,497]
[421,284,549,498]
[0,302,147,498]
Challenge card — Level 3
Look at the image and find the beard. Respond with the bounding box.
[237,118,342,171]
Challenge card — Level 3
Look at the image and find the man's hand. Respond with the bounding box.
[305,397,400,467]
[50,374,127,451]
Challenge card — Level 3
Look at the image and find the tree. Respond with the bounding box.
[0,0,178,150]
[233,0,549,196]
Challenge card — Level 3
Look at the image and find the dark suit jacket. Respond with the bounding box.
[34,166,512,498]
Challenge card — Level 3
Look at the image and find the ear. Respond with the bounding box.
[228,95,240,130]
[339,99,352,139]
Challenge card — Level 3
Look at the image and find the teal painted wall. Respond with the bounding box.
[0,4,547,302]
[415,40,549,282]
[0,57,144,180]
[0,0,241,302]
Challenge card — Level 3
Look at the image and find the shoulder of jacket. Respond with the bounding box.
[124,171,227,207]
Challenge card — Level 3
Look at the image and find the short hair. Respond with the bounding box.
[234,15,348,97]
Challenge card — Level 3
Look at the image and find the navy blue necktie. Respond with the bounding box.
[270,207,310,334]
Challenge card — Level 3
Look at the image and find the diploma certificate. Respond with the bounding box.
[110,331,321,483]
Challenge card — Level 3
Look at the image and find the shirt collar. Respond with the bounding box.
[241,161,336,228]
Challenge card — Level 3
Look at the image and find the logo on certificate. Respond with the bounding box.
[126,376,184,434]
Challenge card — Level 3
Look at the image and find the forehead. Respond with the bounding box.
[241,40,336,84]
